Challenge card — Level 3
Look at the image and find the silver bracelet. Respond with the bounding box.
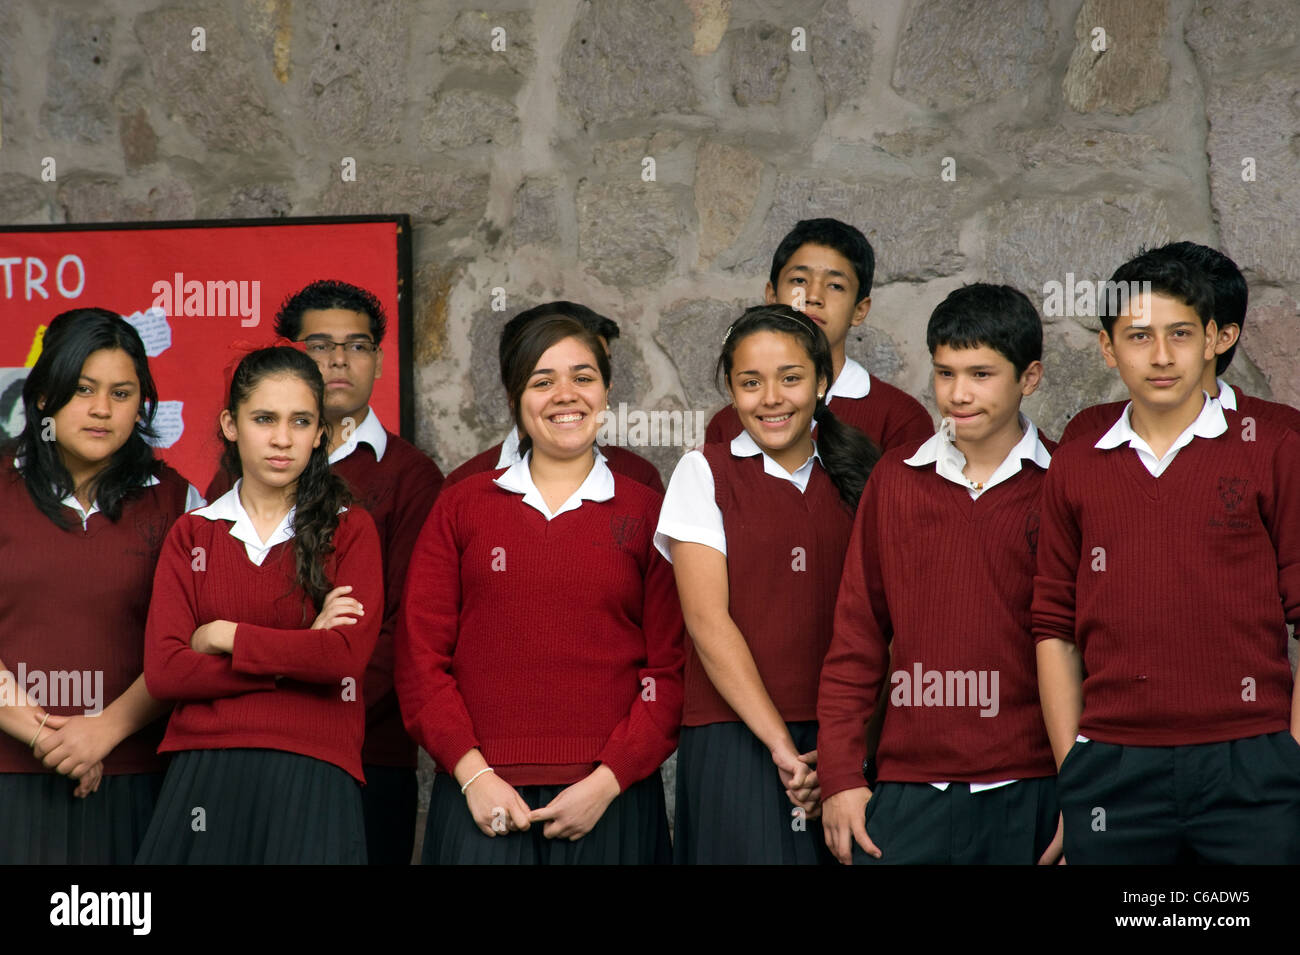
[461,766,495,794]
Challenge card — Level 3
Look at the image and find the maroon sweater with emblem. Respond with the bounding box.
[686,444,856,727]
[1060,391,1300,445]
[206,431,444,767]
[1033,411,1300,745]
[143,507,382,783]
[394,470,685,790]
[817,440,1058,798]
[704,375,933,452]
[0,456,191,775]
[444,441,664,494]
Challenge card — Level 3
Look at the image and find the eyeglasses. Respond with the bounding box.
[303,339,378,357]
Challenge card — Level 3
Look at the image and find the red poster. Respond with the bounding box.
[0,216,412,491]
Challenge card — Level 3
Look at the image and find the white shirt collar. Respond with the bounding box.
[1215,379,1237,411]
[493,449,616,520]
[729,429,822,493]
[1095,393,1227,472]
[11,456,162,528]
[328,406,387,464]
[191,479,297,565]
[904,414,1050,497]
[494,425,607,470]
[827,357,871,401]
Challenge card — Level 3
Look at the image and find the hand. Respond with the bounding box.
[312,586,364,630]
[771,741,811,795]
[528,766,621,841]
[785,749,820,811]
[34,714,121,779]
[1037,813,1065,865]
[463,771,532,838]
[190,620,235,654]
[822,787,882,864]
[72,761,103,798]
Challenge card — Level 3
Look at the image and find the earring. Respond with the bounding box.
[816,392,824,400]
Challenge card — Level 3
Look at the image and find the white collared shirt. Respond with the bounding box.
[1095,392,1227,478]
[904,414,1051,500]
[11,457,204,530]
[1214,379,1237,411]
[653,430,821,561]
[494,425,609,470]
[827,357,872,402]
[191,479,299,565]
[329,406,388,465]
[493,449,615,521]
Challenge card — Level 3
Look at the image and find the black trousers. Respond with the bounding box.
[1058,731,1300,864]
[850,777,1059,865]
[361,764,417,865]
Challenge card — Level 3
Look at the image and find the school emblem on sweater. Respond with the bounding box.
[1217,477,1247,512]
[610,514,642,552]
[1024,511,1040,555]
[132,512,168,556]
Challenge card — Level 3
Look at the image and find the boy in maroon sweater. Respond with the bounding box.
[444,302,663,492]
[703,218,933,452]
[207,281,444,864]
[819,284,1059,864]
[1034,250,1300,864]
[1061,242,1300,443]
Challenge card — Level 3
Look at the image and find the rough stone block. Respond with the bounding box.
[1062,0,1169,115]
[695,141,763,264]
[576,179,683,288]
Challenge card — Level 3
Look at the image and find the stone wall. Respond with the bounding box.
[3,0,1298,852]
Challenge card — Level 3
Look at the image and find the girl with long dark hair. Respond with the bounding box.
[136,346,382,863]
[655,303,879,863]
[0,307,202,864]
[396,316,685,864]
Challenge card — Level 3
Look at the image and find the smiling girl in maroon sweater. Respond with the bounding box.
[656,305,878,864]
[137,346,381,864]
[397,316,685,865]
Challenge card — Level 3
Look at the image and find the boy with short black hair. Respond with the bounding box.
[1061,241,1300,442]
[704,218,932,451]
[206,278,446,865]
[818,283,1059,865]
[443,301,663,492]
[1034,249,1300,864]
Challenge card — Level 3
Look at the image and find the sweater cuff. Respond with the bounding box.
[820,769,872,801]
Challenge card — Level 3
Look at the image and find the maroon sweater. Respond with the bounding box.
[0,459,191,775]
[394,471,685,790]
[1061,391,1300,445]
[206,432,444,768]
[704,375,933,452]
[444,440,664,493]
[686,444,855,727]
[817,441,1058,798]
[1033,412,1300,745]
[143,507,382,783]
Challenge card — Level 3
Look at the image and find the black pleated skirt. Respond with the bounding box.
[0,770,163,865]
[422,769,672,865]
[674,719,835,865]
[134,749,366,865]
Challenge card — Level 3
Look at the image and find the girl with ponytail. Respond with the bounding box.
[654,303,878,864]
[137,345,382,863]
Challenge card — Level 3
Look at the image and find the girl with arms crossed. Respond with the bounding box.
[0,308,201,863]
[397,315,685,864]
[137,346,381,863]
[656,304,878,864]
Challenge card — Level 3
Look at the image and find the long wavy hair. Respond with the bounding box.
[717,304,880,508]
[220,346,351,609]
[5,307,161,529]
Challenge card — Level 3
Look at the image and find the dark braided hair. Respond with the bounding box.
[716,304,880,509]
[220,346,351,611]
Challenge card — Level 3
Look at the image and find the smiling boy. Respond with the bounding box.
[818,284,1059,864]
[1034,250,1300,863]
[704,219,932,451]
